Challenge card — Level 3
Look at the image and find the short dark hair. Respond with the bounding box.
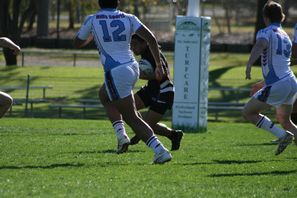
[98,0,118,9]
[263,1,285,23]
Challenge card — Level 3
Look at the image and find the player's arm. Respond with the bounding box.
[73,15,93,48]
[0,37,21,55]
[73,34,94,48]
[246,38,267,79]
[139,69,155,80]
[135,26,164,81]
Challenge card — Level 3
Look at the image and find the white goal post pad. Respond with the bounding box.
[172,16,211,132]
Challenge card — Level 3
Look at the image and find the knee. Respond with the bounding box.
[277,117,292,130]
[242,108,252,121]
[276,114,290,129]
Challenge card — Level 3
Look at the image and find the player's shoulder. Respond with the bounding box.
[256,26,273,40]
[116,10,141,23]
[258,26,271,35]
[117,10,135,17]
[83,14,96,25]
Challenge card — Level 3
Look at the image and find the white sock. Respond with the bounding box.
[146,135,166,154]
[256,116,286,138]
[112,120,128,140]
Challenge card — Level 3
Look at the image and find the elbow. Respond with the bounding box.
[73,37,84,49]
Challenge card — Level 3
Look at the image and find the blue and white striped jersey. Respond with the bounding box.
[256,23,293,85]
[77,9,143,72]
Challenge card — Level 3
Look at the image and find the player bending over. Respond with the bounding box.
[243,1,297,155]
[74,0,172,164]
[0,37,21,118]
[100,34,183,151]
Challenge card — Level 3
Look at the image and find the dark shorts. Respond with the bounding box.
[136,85,174,115]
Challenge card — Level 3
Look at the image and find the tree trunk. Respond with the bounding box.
[254,0,268,66]
[254,0,268,42]
[0,0,18,66]
[224,5,231,34]
[0,0,10,36]
[133,0,140,18]
[37,0,49,37]
[68,0,74,29]
[19,0,37,32]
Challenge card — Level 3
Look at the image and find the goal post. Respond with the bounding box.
[172,0,211,132]
[187,0,200,17]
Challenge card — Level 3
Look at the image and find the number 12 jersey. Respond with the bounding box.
[77,8,143,72]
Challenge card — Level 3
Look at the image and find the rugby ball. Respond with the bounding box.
[138,59,154,76]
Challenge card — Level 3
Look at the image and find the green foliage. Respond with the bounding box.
[0,118,296,197]
[79,0,98,13]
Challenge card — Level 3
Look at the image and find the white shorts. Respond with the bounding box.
[104,61,139,101]
[253,76,297,107]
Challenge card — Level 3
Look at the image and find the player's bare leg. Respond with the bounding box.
[242,98,271,124]
[276,104,297,145]
[243,98,294,155]
[100,86,171,163]
[112,94,172,163]
[99,86,129,154]
[130,94,183,150]
[0,91,13,118]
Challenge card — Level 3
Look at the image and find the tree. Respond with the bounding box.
[19,0,37,32]
[254,0,268,42]
[0,0,22,66]
[36,0,49,37]
[68,0,75,29]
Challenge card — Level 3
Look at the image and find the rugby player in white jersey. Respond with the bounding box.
[99,34,184,151]
[73,0,172,164]
[243,1,297,155]
[0,37,20,118]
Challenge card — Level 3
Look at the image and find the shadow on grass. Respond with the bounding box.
[208,65,252,106]
[236,142,277,146]
[75,149,144,154]
[212,159,263,164]
[176,158,286,166]
[209,65,237,87]
[75,85,101,100]
[208,169,297,177]
[0,163,84,170]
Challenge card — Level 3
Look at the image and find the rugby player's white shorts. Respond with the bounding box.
[253,76,297,107]
[104,61,139,101]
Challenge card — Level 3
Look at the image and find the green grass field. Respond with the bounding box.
[0,52,264,120]
[1,52,297,197]
[2,52,297,120]
[0,118,296,197]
